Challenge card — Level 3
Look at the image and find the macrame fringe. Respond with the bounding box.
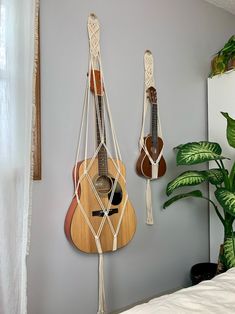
[146,179,153,225]
[97,253,106,314]
[113,235,117,251]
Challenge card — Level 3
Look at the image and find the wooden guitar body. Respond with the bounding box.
[65,158,136,253]
[136,134,166,179]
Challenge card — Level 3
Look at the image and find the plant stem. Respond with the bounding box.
[215,160,222,169]
[229,161,235,191]
[219,160,231,190]
[224,213,234,239]
[202,196,225,226]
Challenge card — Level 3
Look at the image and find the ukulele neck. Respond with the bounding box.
[96,95,108,176]
[151,102,158,148]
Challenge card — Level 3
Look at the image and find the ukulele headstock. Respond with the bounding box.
[147,86,157,105]
[90,69,104,96]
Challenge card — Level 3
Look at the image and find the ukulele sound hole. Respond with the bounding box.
[94,175,113,195]
[151,146,157,154]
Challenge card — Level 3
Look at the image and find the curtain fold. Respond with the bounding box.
[0,0,37,313]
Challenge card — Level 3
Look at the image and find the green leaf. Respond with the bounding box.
[166,171,206,196]
[218,36,235,55]
[211,55,226,74]
[215,188,235,216]
[221,112,235,148]
[224,237,235,268]
[204,169,226,185]
[163,190,203,209]
[176,141,225,165]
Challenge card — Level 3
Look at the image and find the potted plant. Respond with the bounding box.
[163,112,235,275]
[210,35,235,76]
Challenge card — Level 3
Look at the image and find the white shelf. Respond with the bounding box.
[208,70,235,262]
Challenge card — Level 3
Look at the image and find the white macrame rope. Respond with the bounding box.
[98,253,106,314]
[88,13,100,58]
[99,56,122,161]
[73,72,124,239]
[139,94,163,168]
[139,50,164,162]
[75,78,90,165]
[146,179,153,225]
[114,195,128,237]
[139,50,165,225]
[73,14,131,314]
[139,51,155,149]
[144,50,155,90]
[84,69,91,169]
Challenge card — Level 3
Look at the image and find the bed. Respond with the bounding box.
[121,267,235,313]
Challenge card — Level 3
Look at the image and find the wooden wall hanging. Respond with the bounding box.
[136,50,166,224]
[64,14,136,313]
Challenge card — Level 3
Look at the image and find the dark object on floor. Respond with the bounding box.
[190,263,217,285]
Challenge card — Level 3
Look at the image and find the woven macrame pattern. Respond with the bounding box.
[73,14,128,253]
[139,50,164,225]
[72,14,135,314]
[140,50,162,168]
[144,50,155,90]
[88,14,100,57]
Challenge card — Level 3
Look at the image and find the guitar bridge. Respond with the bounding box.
[92,208,118,217]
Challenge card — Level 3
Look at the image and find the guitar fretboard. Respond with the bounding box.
[96,95,108,176]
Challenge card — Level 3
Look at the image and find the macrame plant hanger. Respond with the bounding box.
[71,14,135,314]
[139,50,165,225]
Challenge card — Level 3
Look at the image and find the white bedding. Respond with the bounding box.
[122,267,235,313]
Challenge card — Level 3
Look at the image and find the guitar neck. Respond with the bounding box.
[96,95,108,176]
[151,103,158,148]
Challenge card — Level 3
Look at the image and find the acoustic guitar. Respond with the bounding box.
[64,69,136,253]
[136,86,166,179]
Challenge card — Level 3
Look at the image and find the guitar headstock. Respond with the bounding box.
[147,86,157,105]
[90,69,104,96]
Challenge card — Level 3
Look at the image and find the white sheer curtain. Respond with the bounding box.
[0,0,37,313]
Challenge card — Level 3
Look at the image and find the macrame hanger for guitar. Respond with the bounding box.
[87,14,106,314]
[139,50,164,225]
[72,14,130,314]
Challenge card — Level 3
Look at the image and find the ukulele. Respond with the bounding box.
[136,86,166,179]
[64,69,136,253]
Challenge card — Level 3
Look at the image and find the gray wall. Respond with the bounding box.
[28,1,235,313]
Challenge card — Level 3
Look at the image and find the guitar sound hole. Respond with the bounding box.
[93,175,123,205]
[94,175,113,195]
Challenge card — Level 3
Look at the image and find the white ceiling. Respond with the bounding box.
[205,0,235,15]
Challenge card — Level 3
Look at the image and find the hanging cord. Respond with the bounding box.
[71,14,132,313]
[97,253,106,314]
[138,50,164,225]
[146,179,153,225]
[73,55,129,244]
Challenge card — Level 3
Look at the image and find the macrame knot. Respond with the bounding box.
[88,14,100,57]
[144,50,155,89]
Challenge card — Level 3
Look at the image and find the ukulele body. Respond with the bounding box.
[65,158,136,253]
[136,134,166,179]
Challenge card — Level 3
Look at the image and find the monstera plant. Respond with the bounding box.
[163,112,235,271]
